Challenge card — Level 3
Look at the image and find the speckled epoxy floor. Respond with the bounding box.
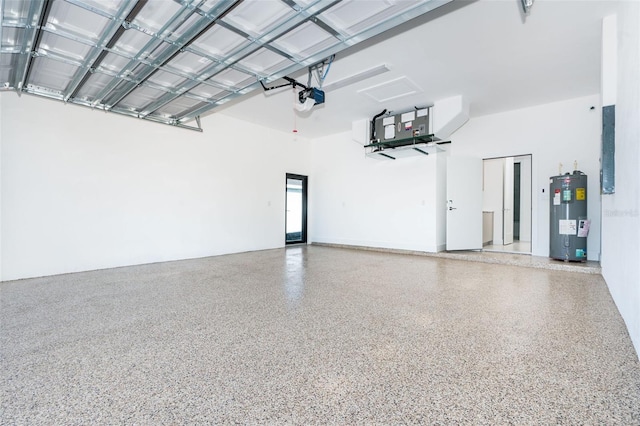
[1,246,639,424]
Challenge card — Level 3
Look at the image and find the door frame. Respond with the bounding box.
[285,173,308,245]
[482,154,532,253]
[503,157,514,245]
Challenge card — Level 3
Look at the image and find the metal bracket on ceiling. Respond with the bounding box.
[306,54,334,89]
[173,122,203,132]
[259,54,335,93]
[259,76,308,92]
[259,77,307,92]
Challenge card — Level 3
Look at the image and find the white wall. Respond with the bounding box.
[309,131,444,252]
[311,96,602,260]
[0,96,2,280]
[0,94,310,281]
[451,95,602,261]
[601,3,640,356]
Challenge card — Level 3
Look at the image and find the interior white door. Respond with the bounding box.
[446,156,483,251]
[503,157,514,245]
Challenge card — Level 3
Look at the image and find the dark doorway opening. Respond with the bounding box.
[286,174,307,244]
[513,162,521,240]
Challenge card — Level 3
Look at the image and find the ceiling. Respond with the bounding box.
[219,0,621,138]
[0,0,454,131]
[0,1,621,137]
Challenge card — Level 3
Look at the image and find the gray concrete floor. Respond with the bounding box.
[1,246,639,424]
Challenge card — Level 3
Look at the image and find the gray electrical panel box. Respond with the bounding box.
[549,171,588,261]
[601,105,615,194]
[372,108,430,145]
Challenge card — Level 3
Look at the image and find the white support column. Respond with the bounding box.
[602,15,617,107]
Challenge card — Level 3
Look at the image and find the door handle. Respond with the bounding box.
[449,207,457,211]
